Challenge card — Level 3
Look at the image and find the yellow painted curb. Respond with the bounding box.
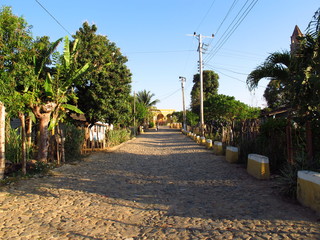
[297,170,320,213]
[247,154,270,180]
[213,141,223,155]
[226,146,239,163]
[206,139,212,149]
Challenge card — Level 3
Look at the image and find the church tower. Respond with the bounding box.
[290,25,303,54]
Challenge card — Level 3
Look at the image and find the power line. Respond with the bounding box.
[194,0,216,32]
[35,0,72,36]
[205,0,259,63]
[124,49,195,54]
[206,65,266,88]
[215,0,239,37]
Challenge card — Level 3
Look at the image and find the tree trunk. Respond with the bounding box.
[32,102,56,163]
[306,120,314,167]
[286,118,294,165]
[26,115,32,149]
[37,113,51,162]
[59,125,65,163]
[18,112,27,175]
[0,103,5,179]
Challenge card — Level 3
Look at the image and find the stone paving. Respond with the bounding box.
[0,126,319,239]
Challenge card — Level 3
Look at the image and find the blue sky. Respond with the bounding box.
[2,1,319,111]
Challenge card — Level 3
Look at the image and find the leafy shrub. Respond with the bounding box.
[278,153,308,199]
[256,118,287,172]
[149,122,155,128]
[106,128,131,147]
[5,128,21,164]
[64,123,85,161]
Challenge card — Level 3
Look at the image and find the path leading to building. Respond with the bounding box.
[0,126,319,239]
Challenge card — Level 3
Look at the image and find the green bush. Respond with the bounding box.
[149,122,155,128]
[257,118,287,172]
[5,128,21,164]
[279,153,309,199]
[64,123,85,161]
[106,128,131,147]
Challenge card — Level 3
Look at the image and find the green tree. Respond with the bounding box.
[246,51,294,109]
[294,8,320,116]
[0,6,34,174]
[136,90,159,107]
[72,22,132,125]
[191,70,219,112]
[204,94,260,123]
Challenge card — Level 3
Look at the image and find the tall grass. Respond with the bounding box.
[106,128,131,147]
[64,123,85,161]
[5,128,21,164]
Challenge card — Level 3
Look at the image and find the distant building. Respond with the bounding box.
[290,25,303,54]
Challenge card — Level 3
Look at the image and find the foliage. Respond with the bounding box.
[136,90,160,107]
[186,111,199,126]
[135,101,149,126]
[279,154,309,199]
[204,94,260,123]
[0,6,33,117]
[246,51,293,109]
[293,8,320,117]
[72,22,132,125]
[257,118,288,172]
[106,129,131,147]
[191,70,219,112]
[64,123,85,161]
[149,122,155,128]
[5,128,21,164]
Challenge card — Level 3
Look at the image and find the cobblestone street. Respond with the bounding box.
[0,126,319,239]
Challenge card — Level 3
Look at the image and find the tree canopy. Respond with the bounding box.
[72,22,132,125]
[190,70,219,112]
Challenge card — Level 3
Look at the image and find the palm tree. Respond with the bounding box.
[246,51,294,109]
[136,90,159,107]
[136,90,159,128]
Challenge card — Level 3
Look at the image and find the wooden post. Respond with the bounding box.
[306,120,314,167]
[0,103,6,179]
[286,118,294,165]
[18,112,27,175]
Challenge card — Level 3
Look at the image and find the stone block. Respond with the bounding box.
[226,146,239,163]
[213,141,223,155]
[206,139,212,149]
[247,154,270,179]
[297,170,320,213]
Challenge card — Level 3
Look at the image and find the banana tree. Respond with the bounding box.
[42,36,89,163]
[30,36,89,162]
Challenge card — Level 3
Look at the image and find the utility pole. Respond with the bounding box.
[191,32,214,136]
[179,76,187,131]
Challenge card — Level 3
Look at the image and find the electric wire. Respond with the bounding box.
[207,0,239,47]
[35,0,72,36]
[206,65,266,88]
[205,0,259,63]
[194,0,216,32]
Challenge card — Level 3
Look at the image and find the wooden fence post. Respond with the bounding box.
[286,118,294,165]
[0,103,6,179]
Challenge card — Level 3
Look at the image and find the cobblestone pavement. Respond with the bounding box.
[0,127,319,240]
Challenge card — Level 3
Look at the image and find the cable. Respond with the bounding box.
[206,65,267,88]
[194,0,216,32]
[206,64,248,75]
[124,49,195,54]
[35,0,72,36]
[205,0,259,63]
[215,0,239,37]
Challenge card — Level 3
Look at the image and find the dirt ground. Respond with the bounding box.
[0,126,319,239]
